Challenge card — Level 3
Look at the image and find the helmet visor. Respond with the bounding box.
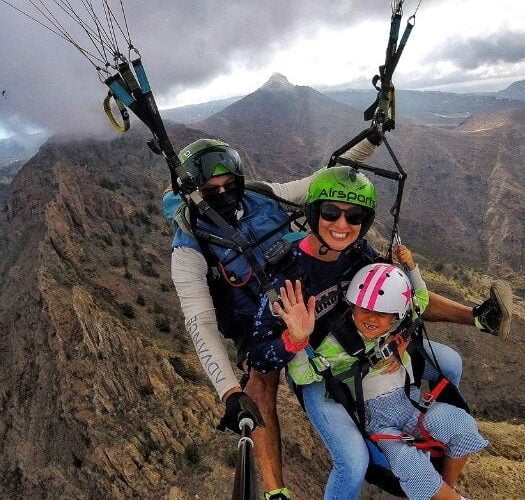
[186,147,243,185]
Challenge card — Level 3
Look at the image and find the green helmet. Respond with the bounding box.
[178,138,245,188]
[305,166,377,242]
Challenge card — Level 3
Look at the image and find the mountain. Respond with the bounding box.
[326,88,523,128]
[0,131,48,167]
[0,122,523,499]
[161,79,525,128]
[197,73,365,180]
[194,75,525,286]
[0,124,336,499]
[162,96,241,124]
[497,80,525,101]
[388,106,525,287]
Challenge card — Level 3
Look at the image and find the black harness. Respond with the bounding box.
[294,307,469,498]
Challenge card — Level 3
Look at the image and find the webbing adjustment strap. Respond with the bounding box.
[370,431,446,458]
[187,190,279,305]
[420,377,449,409]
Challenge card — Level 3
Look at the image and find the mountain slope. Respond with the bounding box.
[0,114,523,498]
[0,128,227,498]
[197,74,365,180]
[497,80,525,101]
[392,106,525,282]
[162,96,241,123]
[0,126,334,499]
[0,131,48,166]
[196,76,524,282]
[326,88,523,128]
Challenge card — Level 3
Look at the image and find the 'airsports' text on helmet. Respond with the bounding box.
[345,263,413,321]
[304,166,377,241]
[178,138,245,188]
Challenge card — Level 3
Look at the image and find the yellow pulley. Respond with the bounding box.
[103,91,130,133]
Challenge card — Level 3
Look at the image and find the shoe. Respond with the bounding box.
[473,280,513,339]
[264,487,292,499]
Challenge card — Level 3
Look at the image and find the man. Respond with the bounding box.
[164,137,512,499]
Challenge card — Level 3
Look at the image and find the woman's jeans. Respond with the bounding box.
[301,340,463,500]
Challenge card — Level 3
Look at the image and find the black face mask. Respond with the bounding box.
[203,190,240,225]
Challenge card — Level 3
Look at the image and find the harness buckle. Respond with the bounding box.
[315,355,331,371]
[374,342,394,361]
[420,391,436,409]
[400,433,415,442]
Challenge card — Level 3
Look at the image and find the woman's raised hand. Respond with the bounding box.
[273,279,316,344]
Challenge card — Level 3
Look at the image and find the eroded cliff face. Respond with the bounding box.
[0,134,228,499]
[0,130,523,500]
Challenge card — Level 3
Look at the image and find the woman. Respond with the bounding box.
[250,166,465,499]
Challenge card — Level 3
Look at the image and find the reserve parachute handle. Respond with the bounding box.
[103,91,130,132]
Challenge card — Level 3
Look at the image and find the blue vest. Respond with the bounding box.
[171,191,293,316]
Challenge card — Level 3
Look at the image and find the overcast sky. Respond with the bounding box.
[0,0,524,139]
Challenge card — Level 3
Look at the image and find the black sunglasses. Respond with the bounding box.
[319,203,368,225]
[200,177,237,198]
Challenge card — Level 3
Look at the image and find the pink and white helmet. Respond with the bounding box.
[346,263,413,319]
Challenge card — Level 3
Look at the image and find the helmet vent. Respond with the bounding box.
[378,290,384,295]
[359,284,364,289]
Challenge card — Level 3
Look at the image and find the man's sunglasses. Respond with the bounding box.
[200,178,237,198]
[319,203,368,225]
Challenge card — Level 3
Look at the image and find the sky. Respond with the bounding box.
[0,0,524,139]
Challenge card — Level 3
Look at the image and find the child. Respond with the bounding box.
[276,246,487,500]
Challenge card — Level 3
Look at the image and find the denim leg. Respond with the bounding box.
[422,340,463,386]
[302,381,368,500]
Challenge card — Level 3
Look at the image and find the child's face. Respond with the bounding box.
[353,305,395,340]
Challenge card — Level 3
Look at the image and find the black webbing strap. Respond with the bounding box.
[186,190,279,304]
[308,356,365,433]
[364,3,416,127]
[222,210,305,267]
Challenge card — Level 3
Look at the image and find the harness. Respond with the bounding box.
[300,309,469,497]
[175,187,307,334]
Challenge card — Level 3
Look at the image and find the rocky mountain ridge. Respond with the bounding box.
[0,128,523,499]
[162,77,525,128]
[0,82,523,498]
[497,80,525,101]
[196,76,524,288]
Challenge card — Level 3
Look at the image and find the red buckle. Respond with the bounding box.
[420,391,436,409]
[421,378,449,409]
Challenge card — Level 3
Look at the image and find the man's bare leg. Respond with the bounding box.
[244,369,284,492]
[424,282,513,340]
[423,292,474,325]
[441,455,469,488]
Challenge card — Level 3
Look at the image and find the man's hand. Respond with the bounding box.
[217,392,265,434]
[272,280,316,344]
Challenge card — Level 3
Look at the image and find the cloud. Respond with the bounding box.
[0,0,399,135]
[0,0,478,137]
[436,30,525,70]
